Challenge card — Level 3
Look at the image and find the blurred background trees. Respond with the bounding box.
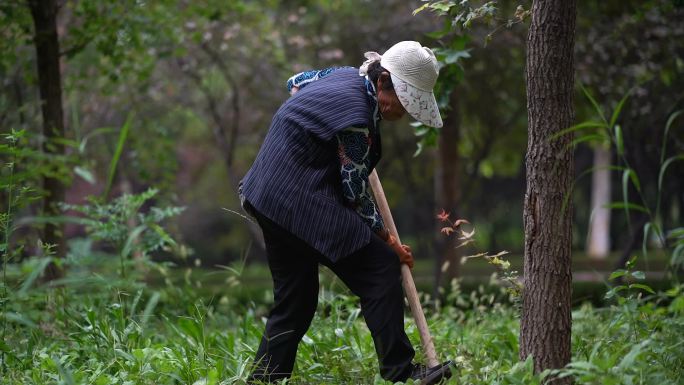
[1,0,682,290]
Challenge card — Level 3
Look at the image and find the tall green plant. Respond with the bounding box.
[0,129,47,373]
[103,113,133,200]
[557,86,684,273]
[59,188,184,278]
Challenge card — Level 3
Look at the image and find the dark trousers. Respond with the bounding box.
[248,205,415,383]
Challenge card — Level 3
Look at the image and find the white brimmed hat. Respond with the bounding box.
[381,41,443,128]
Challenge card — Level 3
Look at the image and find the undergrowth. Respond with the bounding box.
[1,256,683,384]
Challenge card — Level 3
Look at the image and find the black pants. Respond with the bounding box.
[248,204,415,383]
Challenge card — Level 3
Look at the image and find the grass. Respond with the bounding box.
[2,256,684,385]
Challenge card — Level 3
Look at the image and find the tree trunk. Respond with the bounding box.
[28,0,66,280]
[435,89,461,290]
[520,0,576,381]
[587,145,611,259]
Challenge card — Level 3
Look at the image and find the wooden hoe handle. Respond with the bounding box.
[369,170,440,368]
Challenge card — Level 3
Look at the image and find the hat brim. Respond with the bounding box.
[390,73,443,128]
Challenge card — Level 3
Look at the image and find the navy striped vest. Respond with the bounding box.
[241,68,379,262]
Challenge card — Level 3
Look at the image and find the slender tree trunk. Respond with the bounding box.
[520,0,576,381]
[28,0,66,280]
[435,90,461,290]
[587,145,611,259]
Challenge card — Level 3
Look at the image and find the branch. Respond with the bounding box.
[176,58,232,168]
[199,43,241,166]
[59,38,92,57]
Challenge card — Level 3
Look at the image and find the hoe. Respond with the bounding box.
[369,170,453,384]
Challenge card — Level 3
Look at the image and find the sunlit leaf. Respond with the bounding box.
[614,124,623,156]
[604,202,649,214]
[551,121,607,141]
[629,283,655,295]
[609,90,631,129]
[580,83,607,123]
[74,166,96,184]
[608,269,627,281]
[631,271,645,280]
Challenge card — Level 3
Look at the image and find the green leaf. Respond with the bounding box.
[658,155,684,195]
[580,84,607,124]
[625,168,641,192]
[114,348,135,362]
[74,166,96,184]
[18,257,52,295]
[567,134,608,149]
[3,312,37,328]
[661,110,683,166]
[149,222,177,247]
[414,126,430,136]
[642,222,652,259]
[431,3,453,14]
[609,90,631,129]
[413,3,430,16]
[668,227,684,239]
[141,291,161,328]
[603,202,649,214]
[443,49,471,64]
[608,270,627,281]
[550,121,607,141]
[672,244,684,268]
[629,283,655,294]
[104,113,133,199]
[614,124,623,156]
[413,142,424,158]
[53,355,76,385]
[618,339,649,369]
[78,127,118,154]
[425,18,453,39]
[631,270,645,280]
[605,285,627,299]
[627,255,638,268]
[121,225,146,259]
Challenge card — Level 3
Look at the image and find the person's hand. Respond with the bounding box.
[386,234,414,269]
[290,86,300,95]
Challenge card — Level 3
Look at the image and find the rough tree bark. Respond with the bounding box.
[435,90,461,288]
[28,0,66,280]
[520,0,577,381]
[587,145,611,259]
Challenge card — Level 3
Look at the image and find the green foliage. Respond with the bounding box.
[411,0,529,166]
[2,262,683,384]
[103,113,133,199]
[414,1,499,30]
[59,188,184,277]
[561,85,684,272]
[0,129,74,202]
[411,33,470,157]
[605,256,656,300]
[553,280,684,384]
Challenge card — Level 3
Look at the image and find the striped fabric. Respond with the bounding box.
[241,68,380,262]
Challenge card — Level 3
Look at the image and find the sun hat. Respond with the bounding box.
[360,41,443,128]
